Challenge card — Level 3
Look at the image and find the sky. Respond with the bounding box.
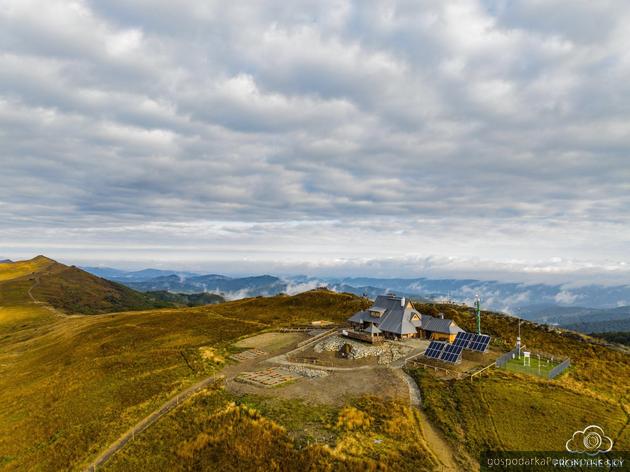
[1,0,630,284]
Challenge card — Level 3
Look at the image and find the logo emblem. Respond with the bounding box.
[566,425,613,456]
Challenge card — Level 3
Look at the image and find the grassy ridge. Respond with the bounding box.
[0,289,368,471]
[0,256,175,316]
[31,262,174,314]
[209,289,370,326]
[0,255,52,281]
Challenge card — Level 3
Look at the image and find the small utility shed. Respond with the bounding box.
[420,314,464,343]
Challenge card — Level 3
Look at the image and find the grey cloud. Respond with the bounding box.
[1,0,630,281]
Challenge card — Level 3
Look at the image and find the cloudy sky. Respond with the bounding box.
[1,0,629,283]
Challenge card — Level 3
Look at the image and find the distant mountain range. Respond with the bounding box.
[81,266,630,333]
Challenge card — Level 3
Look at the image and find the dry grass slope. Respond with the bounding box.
[105,389,439,472]
[0,278,371,471]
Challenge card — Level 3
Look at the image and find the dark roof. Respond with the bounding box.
[349,294,420,336]
[421,316,464,334]
[349,294,464,336]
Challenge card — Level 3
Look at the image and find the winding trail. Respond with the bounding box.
[394,368,459,471]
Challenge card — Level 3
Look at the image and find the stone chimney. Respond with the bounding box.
[438,312,444,319]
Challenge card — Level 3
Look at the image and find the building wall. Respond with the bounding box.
[429,332,456,343]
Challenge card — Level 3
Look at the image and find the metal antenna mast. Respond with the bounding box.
[474,294,481,335]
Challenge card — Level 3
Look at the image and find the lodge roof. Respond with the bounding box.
[348,294,463,336]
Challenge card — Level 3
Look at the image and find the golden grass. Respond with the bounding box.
[1,275,628,471]
[104,390,439,472]
[0,289,368,470]
[209,289,370,326]
[409,368,630,461]
[0,256,53,282]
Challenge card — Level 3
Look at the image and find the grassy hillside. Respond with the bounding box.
[415,302,630,399]
[104,390,439,472]
[145,290,225,307]
[0,288,369,471]
[409,369,629,469]
[0,256,178,316]
[29,258,175,314]
[407,302,630,467]
[209,288,370,326]
[0,255,52,281]
[1,277,628,471]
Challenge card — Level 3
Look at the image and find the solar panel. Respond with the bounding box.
[453,331,474,348]
[424,341,446,359]
[440,343,463,364]
[468,334,491,352]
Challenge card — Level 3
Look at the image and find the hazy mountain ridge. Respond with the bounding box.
[82,268,630,331]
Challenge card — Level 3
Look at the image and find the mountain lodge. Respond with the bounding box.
[347,294,464,342]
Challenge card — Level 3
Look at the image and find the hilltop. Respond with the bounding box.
[0,256,178,315]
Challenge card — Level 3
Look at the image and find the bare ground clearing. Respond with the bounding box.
[227,366,408,405]
[233,331,307,352]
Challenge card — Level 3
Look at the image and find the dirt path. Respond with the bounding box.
[415,407,460,472]
[391,368,459,471]
[83,374,223,472]
[614,398,630,444]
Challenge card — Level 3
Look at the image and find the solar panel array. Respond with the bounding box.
[440,343,464,363]
[424,341,446,359]
[424,340,463,364]
[453,332,491,352]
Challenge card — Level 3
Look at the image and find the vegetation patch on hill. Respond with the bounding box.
[145,290,225,307]
[209,288,370,326]
[104,388,439,472]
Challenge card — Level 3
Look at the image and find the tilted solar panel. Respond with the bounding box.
[468,334,491,352]
[440,343,463,363]
[424,340,446,359]
[453,331,473,348]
